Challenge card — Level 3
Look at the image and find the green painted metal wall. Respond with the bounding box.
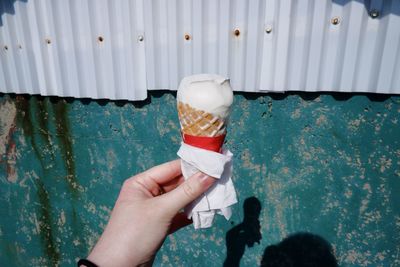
[0,92,399,266]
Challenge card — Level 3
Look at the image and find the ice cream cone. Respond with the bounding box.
[177,101,226,137]
[176,74,237,229]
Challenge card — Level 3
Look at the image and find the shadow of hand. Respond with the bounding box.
[223,197,262,267]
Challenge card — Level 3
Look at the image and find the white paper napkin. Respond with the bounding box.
[177,142,237,229]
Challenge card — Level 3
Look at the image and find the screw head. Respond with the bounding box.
[138,35,144,42]
[45,38,51,44]
[331,17,340,25]
[97,36,104,43]
[184,34,191,41]
[234,28,240,37]
[369,10,380,19]
[265,26,272,34]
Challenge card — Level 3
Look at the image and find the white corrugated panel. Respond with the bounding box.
[1,0,400,100]
[0,0,147,100]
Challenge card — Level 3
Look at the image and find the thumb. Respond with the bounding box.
[159,172,215,214]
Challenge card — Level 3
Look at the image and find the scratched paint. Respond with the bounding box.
[0,92,399,266]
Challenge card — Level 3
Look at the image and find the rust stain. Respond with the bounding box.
[15,96,45,170]
[18,97,79,195]
[52,99,87,251]
[14,96,87,258]
[53,99,79,196]
[35,99,52,151]
[15,97,60,263]
[35,178,60,266]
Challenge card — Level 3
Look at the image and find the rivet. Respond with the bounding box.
[4,45,8,51]
[45,38,51,44]
[97,36,104,43]
[234,28,240,37]
[331,17,340,25]
[184,34,191,41]
[138,35,144,42]
[265,26,272,34]
[369,10,380,19]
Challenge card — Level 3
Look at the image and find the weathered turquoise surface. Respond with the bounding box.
[0,92,399,266]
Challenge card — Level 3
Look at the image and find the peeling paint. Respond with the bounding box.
[0,99,17,182]
[0,99,17,155]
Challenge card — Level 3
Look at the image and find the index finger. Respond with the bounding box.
[141,159,182,185]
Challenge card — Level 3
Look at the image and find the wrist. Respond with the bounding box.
[77,258,99,267]
[87,244,144,267]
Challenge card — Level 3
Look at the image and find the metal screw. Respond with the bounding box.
[45,38,51,44]
[265,26,272,34]
[184,34,191,41]
[234,28,240,37]
[369,10,380,19]
[97,36,104,43]
[138,35,144,42]
[331,17,340,25]
[4,45,8,51]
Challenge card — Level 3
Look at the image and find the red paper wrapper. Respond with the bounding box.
[182,133,226,153]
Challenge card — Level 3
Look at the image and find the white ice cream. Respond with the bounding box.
[177,74,233,120]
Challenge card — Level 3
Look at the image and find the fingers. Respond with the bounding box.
[125,160,182,197]
[168,212,193,234]
[158,172,216,214]
[141,159,182,185]
[161,175,185,193]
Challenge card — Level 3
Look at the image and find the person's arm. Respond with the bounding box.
[82,159,215,267]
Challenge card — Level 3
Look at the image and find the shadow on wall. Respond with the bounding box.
[78,90,175,108]
[224,197,262,267]
[222,197,338,267]
[240,91,391,103]
[332,0,400,17]
[0,0,27,27]
[2,89,392,116]
[260,232,338,267]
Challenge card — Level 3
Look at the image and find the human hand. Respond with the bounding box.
[86,159,215,267]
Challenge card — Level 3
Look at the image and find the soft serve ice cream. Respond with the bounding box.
[177,74,233,121]
[177,74,233,138]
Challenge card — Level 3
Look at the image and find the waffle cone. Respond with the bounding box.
[178,102,226,137]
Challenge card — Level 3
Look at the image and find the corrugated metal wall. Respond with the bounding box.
[1,0,400,100]
[0,0,148,100]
